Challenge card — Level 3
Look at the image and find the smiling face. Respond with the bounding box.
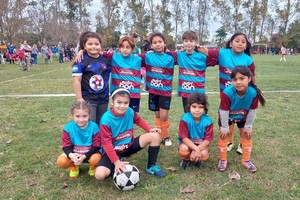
[230,34,247,54]
[151,36,166,54]
[232,72,251,96]
[112,95,130,115]
[84,37,101,57]
[183,39,196,54]
[119,40,133,57]
[72,108,90,129]
[190,103,205,121]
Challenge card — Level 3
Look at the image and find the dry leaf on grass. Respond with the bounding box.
[5,140,12,144]
[181,186,195,193]
[61,183,69,189]
[228,171,241,180]
[166,167,177,172]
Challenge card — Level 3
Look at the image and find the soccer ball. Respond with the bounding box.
[113,164,140,191]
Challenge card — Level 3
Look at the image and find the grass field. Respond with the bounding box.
[0,55,300,199]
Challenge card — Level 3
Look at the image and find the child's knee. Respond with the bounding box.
[178,145,190,160]
[57,154,72,168]
[95,167,109,181]
[88,153,101,166]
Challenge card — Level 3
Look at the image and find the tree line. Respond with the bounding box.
[0,0,299,49]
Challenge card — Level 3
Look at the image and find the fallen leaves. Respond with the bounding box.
[181,186,195,194]
[228,171,241,180]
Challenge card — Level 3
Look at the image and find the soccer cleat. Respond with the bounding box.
[162,137,172,146]
[218,160,227,172]
[194,161,202,168]
[242,160,257,173]
[236,143,243,155]
[227,142,234,151]
[146,164,166,177]
[69,165,79,178]
[180,159,190,170]
[88,165,96,176]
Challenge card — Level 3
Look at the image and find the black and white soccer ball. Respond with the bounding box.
[113,164,140,191]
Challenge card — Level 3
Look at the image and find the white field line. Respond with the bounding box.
[0,67,69,84]
[0,90,300,98]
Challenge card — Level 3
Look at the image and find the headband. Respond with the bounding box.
[111,88,130,98]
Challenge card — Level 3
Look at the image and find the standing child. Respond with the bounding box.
[140,32,175,146]
[95,88,166,180]
[72,31,111,125]
[279,44,287,62]
[56,101,101,178]
[178,93,214,170]
[217,66,266,173]
[199,32,255,154]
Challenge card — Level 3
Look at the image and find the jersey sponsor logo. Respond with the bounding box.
[72,66,78,72]
[120,69,133,75]
[190,138,203,144]
[119,81,134,90]
[225,80,232,87]
[182,69,195,76]
[150,79,163,87]
[229,109,246,116]
[114,144,129,152]
[224,68,232,75]
[150,67,164,74]
[73,146,90,155]
[182,81,195,90]
[90,75,104,91]
[115,131,131,141]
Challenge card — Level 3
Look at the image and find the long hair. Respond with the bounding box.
[78,31,102,50]
[231,66,266,106]
[226,33,251,56]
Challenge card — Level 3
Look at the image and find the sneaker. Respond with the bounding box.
[227,142,234,151]
[236,143,243,155]
[242,160,257,173]
[88,165,96,176]
[162,137,172,146]
[69,165,79,178]
[180,159,190,170]
[146,164,166,177]
[194,161,202,168]
[218,160,227,172]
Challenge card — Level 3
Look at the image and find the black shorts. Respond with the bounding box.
[218,118,246,128]
[98,136,143,175]
[148,93,172,111]
[129,98,140,112]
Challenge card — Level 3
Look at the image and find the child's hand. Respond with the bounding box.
[190,149,202,162]
[74,155,86,165]
[219,131,230,139]
[69,153,80,164]
[114,160,130,174]
[149,128,161,134]
[74,50,85,62]
[197,45,208,56]
[243,129,253,140]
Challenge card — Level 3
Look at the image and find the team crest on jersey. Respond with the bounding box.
[90,75,104,91]
[119,81,134,90]
[182,81,195,90]
[151,79,163,87]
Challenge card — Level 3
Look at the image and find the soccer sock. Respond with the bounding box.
[178,150,190,160]
[241,137,252,162]
[228,123,235,145]
[88,153,102,166]
[218,137,228,161]
[148,146,160,168]
[154,117,162,139]
[161,119,170,138]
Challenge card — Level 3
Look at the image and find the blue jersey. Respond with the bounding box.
[62,121,100,155]
[104,52,142,99]
[220,85,258,121]
[100,108,135,153]
[143,52,175,97]
[72,53,111,104]
[178,112,214,144]
[177,51,209,97]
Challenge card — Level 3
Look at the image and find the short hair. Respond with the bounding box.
[186,93,209,114]
[118,36,135,49]
[182,31,198,41]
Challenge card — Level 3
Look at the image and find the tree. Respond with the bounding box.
[215,27,227,47]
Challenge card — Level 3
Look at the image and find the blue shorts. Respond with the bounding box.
[98,136,142,175]
[148,93,172,111]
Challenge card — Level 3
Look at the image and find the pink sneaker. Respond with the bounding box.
[242,160,257,173]
[218,160,227,172]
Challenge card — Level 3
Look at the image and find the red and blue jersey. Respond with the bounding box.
[176,51,215,97]
[178,112,214,144]
[208,48,255,93]
[141,52,175,97]
[219,85,258,121]
[72,53,111,104]
[103,52,142,99]
[62,120,101,155]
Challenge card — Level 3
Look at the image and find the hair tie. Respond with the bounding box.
[111,88,130,98]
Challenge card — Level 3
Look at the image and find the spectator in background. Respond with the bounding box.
[141,32,153,53]
[41,43,49,64]
[131,32,141,55]
[7,43,15,64]
[58,42,64,63]
[31,44,38,65]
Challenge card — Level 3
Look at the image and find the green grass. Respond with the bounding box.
[0,55,300,199]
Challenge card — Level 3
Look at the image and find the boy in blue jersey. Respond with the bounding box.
[95,88,166,180]
[57,101,101,178]
[178,93,214,170]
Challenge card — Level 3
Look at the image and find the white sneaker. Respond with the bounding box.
[163,138,172,146]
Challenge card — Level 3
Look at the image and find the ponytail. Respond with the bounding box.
[249,81,266,106]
